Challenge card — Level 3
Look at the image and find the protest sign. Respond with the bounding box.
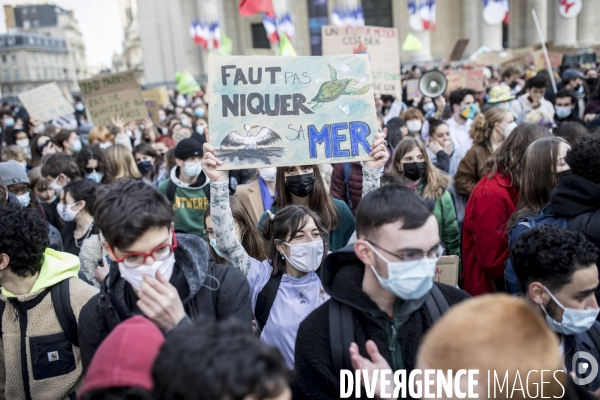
[18,82,74,122]
[444,70,466,92]
[405,79,420,100]
[207,55,378,170]
[532,50,563,71]
[79,71,147,126]
[448,39,469,61]
[142,87,169,124]
[434,256,459,287]
[562,53,596,66]
[321,25,401,99]
[444,69,485,93]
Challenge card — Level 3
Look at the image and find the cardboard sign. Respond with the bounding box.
[473,50,512,66]
[532,50,564,71]
[208,55,378,170]
[444,70,466,92]
[449,39,470,61]
[18,82,75,122]
[321,25,401,99]
[444,69,485,93]
[405,79,420,100]
[143,86,170,106]
[79,71,147,126]
[434,255,459,287]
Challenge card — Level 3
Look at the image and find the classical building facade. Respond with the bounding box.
[113,0,145,85]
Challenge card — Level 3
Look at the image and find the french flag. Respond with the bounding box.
[263,14,279,43]
[278,13,295,39]
[420,0,436,31]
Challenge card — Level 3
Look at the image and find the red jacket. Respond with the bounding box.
[461,171,519,296]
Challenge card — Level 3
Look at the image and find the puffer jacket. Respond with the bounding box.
[0,249,98,400]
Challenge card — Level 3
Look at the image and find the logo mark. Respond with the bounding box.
[572,351,598,386]
[47,351,59,362]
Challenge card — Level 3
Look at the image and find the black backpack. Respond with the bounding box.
[0,279,79,347]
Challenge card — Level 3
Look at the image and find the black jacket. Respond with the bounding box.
[78,233,252,371]
[293,245,470,400]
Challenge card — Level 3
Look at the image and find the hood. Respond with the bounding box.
[550,174,600,217]
[2,248,80,297]
[80,316,164,395]
[169,166,209,190]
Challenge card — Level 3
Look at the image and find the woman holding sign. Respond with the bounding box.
[201,133,388,369]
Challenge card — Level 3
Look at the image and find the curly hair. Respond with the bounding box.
[510,225,599,295]
[470,108,510,146]
[75,146,114,184]
[0,203,49,277]
[152,317,291,400]
[63,180,98,216]
[565,133,600,184]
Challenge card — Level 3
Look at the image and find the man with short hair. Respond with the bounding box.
[78,179,251,371]
[510,74,555,121]
[293,185,469,399]
[554,90,584,125]
[445,88,477,155]
[0,202,98,399]
[501,65,524,94]
[159,138,210,238]
[511,225,600,392]
[547,69,586,118]
[41,152,82,195]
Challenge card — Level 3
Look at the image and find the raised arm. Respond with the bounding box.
[361,129,389,197]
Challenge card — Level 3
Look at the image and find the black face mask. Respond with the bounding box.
[556,169,573,183]
[285,172,315,198]
[400,162,427,181]
[587,78,598,87]
[136,160,153,174]
[509,81,518,89]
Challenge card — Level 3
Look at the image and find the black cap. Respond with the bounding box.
[174,138,203,160]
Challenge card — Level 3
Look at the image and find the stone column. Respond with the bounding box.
[577,0,595,47]
[481,21,503,51]
[410,30,432,62]
[461,0,480,55]
[524,0,547,46]
[553,4,577,46]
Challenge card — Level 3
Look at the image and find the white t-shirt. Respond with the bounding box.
[445,116,473,155]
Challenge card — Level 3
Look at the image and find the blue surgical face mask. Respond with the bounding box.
[194,108,205,118]
[75,104,85,112]
[4,118,14,127]
[209,238,231,262]
[16,192,31,208]
[71,139,82,153]
[85,172,104,183]
[183,161,202,177]
[541,286,599,335]
[555,106,572,119]
[366,242,437,300]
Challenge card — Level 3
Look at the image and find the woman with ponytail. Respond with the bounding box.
[455,108,516,198]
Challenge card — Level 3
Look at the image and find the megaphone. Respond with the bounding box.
[418,70,448,98]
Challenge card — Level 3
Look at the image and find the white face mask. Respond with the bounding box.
[16,138,29,149]
[118,252,176,291]
[367,242,437,300]
[422,102,435,113]
[258,167,277,182]
[283,240,324,273]
[49,176,64,195]
[57,201,81,222]
[501,121,517,138]
[16,192,31,207]
[71,139,82,153]
[99,142,112,149]
[541,286,599,335]
[406,120,423,133]
[183,161,202,177]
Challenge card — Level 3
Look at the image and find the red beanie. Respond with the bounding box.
[80,316,165,396]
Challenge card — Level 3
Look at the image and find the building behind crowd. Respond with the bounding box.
[112,0,145,85]
[3,3,89,93]
[137,0,600,87]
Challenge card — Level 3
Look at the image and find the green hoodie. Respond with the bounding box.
[2,248,80,297]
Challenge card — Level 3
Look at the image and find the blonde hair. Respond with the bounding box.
[388,137,451,201]
[105,144,142,180]
[401,107,425,123]
[1,145,27,162]
[524,109,553,125]
[88,126,114,145]
[470,108,509,145]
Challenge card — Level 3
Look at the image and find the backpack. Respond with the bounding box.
[166,179,211,203]
[0,279,79,347]
[512,205,568,234]
[329,284,449,373]
[342,163,354,209]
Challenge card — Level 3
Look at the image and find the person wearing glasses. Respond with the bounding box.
[77,179,252,372]
[293,185,469,399]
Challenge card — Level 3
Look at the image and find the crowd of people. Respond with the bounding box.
[0,60,599,399]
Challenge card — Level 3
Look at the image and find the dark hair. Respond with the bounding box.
[428,120,449,139]
[502,66,522,79]
[55,129,74,149]
[262,205,328,277]
[152,317,291,400]
[62,179,97,216]
[566,133,600,184]
[356,184,432,239]
[133,143,163,181]
[554,121,588,145]
[380,173,400,186]
[79,387,152,400]
[511,225,599,295]
[525,75,548,90]
[554,89,576,105]
[75,146,113,184]
[384,117,405,149]
[0,202,49,277]
[41,153,82,181]
[204,196,267,263]
[274,165,339,232]
[449,88,475,108]
[30,134,57,167]
[483,123,550,188]
[94,179,173,249]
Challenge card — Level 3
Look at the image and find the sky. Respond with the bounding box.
[0,0,124,67]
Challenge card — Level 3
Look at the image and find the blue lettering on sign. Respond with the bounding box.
[308,121,372,158]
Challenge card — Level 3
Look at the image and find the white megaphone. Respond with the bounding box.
[418,70,448,98]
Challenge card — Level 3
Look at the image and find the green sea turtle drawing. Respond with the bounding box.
[308,64,372,110]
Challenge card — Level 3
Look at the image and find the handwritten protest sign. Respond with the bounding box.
[18,82,74,122]
[434,256,459,287]
[405,79,420,100]
[444,69,485,93]
[208,55,378,170]
[532,50,563,71]
[321,26,401,99]
[444,70,466,92]
[79,71,147,126]
[143,87,170,124]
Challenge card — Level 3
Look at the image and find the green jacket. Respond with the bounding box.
[433,191,460,257]
[159,168,209,239]
[258,198,355,251]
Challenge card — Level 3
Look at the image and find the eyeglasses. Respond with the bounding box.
[366,240,445,262]
[109,229,178,268]
[204,225,242,239]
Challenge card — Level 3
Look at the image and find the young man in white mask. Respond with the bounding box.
[159,138,210,238]
[293,185,469,399]
[511,224,600,392]
[78,179,251,372]
[235,167,277,225]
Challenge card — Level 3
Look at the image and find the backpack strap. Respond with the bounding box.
[425,284,450,323]
[329,299,354,374]
[254,274,283,332]
[98,275,122,332]
[50,279,79,347]
[166,179,177,203]
[342,163,353,209]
